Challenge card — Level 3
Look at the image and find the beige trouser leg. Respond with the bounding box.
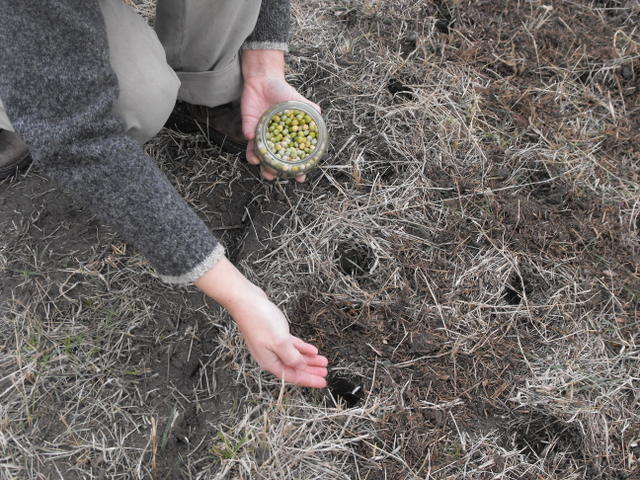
[155,0,262,108]
[1,0,262,142]
[0,0,179,143]
[99,0,181,143]
[0,100,10,133]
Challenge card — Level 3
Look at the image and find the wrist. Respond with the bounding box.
[242,49,285,81]
[194,257,265,314]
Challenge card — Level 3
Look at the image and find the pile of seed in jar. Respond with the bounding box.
[265,109,319,162]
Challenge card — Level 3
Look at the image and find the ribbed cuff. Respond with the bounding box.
[242,41,289,53]
[159,243,226,285]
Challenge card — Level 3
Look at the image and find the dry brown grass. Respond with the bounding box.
[1,0,639,479]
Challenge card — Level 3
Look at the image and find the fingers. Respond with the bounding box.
[278,365,327,389]
[245,139,277,182]
[293,337,318,355]
[259,164,306,183]
[278,342,305,369]
[294,338,328,367]
[265,364,328,388]
[246,139,261,165]
[260,165,277,181]
[245,137,275,179]
[265,359,326,389]
[247,142,285,182]
[295,373,327,389]
[247,155,307,183]
[302,365,328,377]
[242,112,258,141]
[264,338,329,388]
[302,354,329,367]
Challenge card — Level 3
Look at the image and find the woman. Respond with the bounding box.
[0,0,328,388]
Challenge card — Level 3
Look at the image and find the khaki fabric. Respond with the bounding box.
[0,99,9,133]
[101,0,180,143]
[156,0,261,109]
[0,0,261,143]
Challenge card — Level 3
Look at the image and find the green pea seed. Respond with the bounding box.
[263,107,323,167]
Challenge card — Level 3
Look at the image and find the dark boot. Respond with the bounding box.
[0,129,31,179]
[165,101,247,154]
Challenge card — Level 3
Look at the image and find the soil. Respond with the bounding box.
[0,153,297,478]
[1,0,638,478]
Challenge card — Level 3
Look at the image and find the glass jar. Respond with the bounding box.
[254,100,328,178]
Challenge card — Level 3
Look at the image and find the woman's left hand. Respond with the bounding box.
[240,50,320,183]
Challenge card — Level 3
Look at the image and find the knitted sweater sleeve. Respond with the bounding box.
[0,0,224,285]
[243,0,291,52]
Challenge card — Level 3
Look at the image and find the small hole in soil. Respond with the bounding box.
[188,362,202,378]
[502,275,533,305]
[527,161,552,183]
[434,1,455,35]
[594,0,624,8]
[401,31,418,56]
[387,78,416,101]
[328,377,364,408]
[575,68,619,92]
[335,242,375,277]
[527,161,562,198]
[511,413,583,461]
[503,286,521,306]
[435,17,453,34]
[576,69,595,86]
[483,61,516,79]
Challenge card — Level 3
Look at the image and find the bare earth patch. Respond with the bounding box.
[1,1,638,479]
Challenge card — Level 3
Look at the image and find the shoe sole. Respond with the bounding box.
[0,152,32,180]
[166,106,248,155]
[205,128,247,155]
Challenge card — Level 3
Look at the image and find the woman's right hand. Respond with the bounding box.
[229,289,328,388]
[194,257,328,388]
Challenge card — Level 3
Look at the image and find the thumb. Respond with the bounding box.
[291,91,321,114]
[310,101,321,114]
[278,341,305,368]
[242,114,259,141]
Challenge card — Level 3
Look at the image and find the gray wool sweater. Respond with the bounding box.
[0,0,289,285]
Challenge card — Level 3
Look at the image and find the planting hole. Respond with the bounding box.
[511,413,583,461]
[387,79,416,101]
[502,274,533,305]
[328,377,364,408]
[335,242,375,277]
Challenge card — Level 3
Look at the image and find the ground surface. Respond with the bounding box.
[1,1,639,479]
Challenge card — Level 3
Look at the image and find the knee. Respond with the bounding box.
[0,98,15,132]
[113,66,180,144]
[100,0,180,144]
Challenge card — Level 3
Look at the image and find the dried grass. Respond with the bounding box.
[1,0,638,479]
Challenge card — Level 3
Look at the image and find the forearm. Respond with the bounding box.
[243,0,290,52]
[0,0,223,283]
